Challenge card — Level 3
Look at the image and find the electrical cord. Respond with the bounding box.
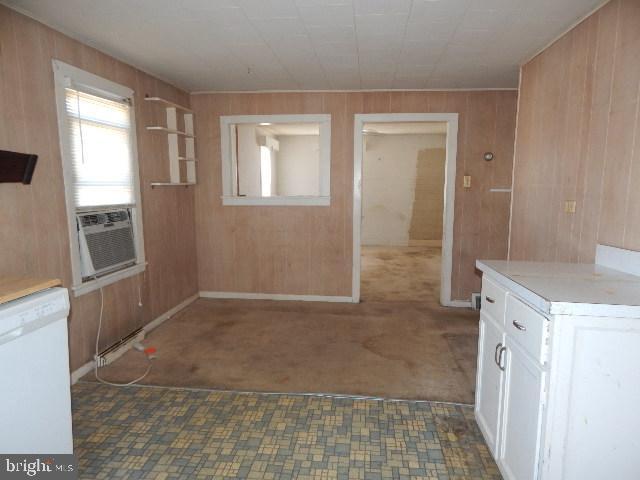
[94,282,152,386]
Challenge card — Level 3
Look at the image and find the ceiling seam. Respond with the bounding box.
[390,0,414,89]
[351,0,362,89]
[234,5,302,90]
[290,0,333,90]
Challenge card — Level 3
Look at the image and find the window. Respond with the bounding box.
[65,89,135,208]
[53,60,145,296]
[220,114,331,206]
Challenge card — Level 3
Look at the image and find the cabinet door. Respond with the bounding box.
[475,313,505,455]
[498,342,545,480]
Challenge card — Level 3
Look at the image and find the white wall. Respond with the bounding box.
[237,124,261,196]
[236,125,280,196]
[270,149,278,196]
[362,133,446,246]
[276,135,320,196]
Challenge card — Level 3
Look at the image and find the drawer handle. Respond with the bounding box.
[498,346,507,371]
[485,296,495,304]
[512,320,527,331]
[494,343,502,367]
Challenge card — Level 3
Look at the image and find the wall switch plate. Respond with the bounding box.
[565,200,577,213]
[463,175,471,188]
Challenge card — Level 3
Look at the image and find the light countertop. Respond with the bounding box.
[476,260,640,318]
[0,277,62,306]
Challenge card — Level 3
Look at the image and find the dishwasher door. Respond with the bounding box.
[0,288,73,454]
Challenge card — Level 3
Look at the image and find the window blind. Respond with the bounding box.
[64,88,135,209]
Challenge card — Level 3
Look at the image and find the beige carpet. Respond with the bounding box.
[86,247,479,403]
[361,245,442,303]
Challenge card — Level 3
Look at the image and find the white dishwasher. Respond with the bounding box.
[0,287,73,454]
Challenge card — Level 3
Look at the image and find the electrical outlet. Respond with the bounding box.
[463,175,471,188]
[564,200,577,213]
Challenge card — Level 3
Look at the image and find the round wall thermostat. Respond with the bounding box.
[484,152,494,161]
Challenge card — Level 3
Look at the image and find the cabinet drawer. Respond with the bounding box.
[481,276,507,323]
[505,295,549,363]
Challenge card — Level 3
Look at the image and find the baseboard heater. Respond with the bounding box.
[94,327,145,368]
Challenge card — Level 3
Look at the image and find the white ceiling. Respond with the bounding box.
[363,122,447,135]
[4,0,603,92]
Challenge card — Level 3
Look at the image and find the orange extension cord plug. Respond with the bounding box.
[144,346,157,359]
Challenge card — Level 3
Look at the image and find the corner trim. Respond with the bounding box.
[521,0,611,66]
[199,291,354,303]
[69,293,199,384]
[507,64,524,260]
[192,88,519,95]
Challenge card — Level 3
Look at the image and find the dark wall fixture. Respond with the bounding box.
[0,150,38,184]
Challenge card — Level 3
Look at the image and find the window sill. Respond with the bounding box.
[72,263,146,297]
[221,196,330,206]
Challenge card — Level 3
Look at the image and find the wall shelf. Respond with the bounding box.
[144,96,193,113]
[145,126,195,138]
[145,96,197,185]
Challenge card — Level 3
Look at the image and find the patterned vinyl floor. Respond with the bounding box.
[72,383,500,479]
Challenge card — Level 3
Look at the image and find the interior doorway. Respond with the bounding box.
[352,113,459,306]
[360,121,447,303]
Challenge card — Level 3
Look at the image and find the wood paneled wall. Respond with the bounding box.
[0,6,198,370]
[192,90,517,301]
[510,0,640,262]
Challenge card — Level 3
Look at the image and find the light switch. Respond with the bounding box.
[463,175,471,188]
[565,200,577,213]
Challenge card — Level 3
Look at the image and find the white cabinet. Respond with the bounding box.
[475,313,504,456]
[475,245,640,480]
[475,296,547,480]
[498,340,545,480]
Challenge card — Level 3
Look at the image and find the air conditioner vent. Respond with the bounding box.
[77,209,136,278]
[106,210,129,223]
[80,210,129,227]
[85,227,135,271]
[80,214,101,227]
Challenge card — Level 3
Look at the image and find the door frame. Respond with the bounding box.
[352,113,462,307]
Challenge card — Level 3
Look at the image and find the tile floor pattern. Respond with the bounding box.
[72,383,500,480]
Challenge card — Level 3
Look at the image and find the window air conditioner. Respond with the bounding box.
[77,209,136,279]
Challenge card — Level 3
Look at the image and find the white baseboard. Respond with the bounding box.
[200,291,355,303]
[70,359,94,385]
[443,300,473,308]
[143,293,199,333]
[70,293,199,385]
